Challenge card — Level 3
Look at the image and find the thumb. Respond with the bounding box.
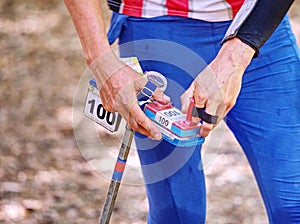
[180,84,195,114]
[152,88,171,104]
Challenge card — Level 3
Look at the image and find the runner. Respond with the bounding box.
[65,0,300,223]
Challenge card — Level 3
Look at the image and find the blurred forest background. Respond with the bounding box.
[0,1,299,223]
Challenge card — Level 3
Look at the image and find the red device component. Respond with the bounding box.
[144,100,201,139]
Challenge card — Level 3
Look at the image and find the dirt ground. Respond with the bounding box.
[0,1,299,224]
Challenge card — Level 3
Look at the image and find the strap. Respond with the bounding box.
[192,107,218,124]
[186,97,218,124]
[137,80,158,101]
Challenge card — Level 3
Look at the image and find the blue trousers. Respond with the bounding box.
[108,14,300,223]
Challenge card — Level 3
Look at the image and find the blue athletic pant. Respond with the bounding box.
[108,14,300,224]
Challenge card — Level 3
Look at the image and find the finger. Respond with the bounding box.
[192,116,201,124]
[152,88,170,104]
[128,119,155,137]
[129,103,162,140]
[194,92,207,108]
[200,122,214,137]
[180,85,195,114]
[214,104,227,123]
[213,104,233,126]
[199,101,217,137]
[116,87,162,140]
[119,105,154,137]
[180,94,190,114]
[223,100,237,117]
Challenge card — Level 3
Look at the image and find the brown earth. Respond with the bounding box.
[0,1,299,223]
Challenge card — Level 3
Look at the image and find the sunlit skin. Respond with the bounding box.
[181,39,255,137]
[64,0,255,138]
[64,0,170,140]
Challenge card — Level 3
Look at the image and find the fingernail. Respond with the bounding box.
[163,95,170,101]
[154,133,162,140]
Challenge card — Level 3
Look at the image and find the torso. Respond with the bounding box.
[107,0,245,22]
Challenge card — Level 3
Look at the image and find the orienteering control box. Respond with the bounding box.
[83,57,218,146]
[84,79,213,147]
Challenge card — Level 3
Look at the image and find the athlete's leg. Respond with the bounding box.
[110,15,228,223]
[226,16,300,223]
[135,135,206,224]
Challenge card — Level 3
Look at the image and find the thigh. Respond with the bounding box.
[226,16,300,223]
[135,134,206,224]
[112,15,230,223]
[117,16,227,107]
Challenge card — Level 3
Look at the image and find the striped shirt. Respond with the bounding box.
[107,0,245,22]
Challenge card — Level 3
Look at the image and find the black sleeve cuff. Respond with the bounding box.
[223,0,295,57]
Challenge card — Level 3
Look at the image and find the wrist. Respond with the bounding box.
[89,51,124,86]
[83,39,111,65]
[220,37,255,69]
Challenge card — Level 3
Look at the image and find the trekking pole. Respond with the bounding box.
[99,123,134,224]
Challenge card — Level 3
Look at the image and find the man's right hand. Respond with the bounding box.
[90,52,170,140]
[64,0,170,139]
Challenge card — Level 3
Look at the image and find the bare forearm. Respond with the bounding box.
[64,0,111,64]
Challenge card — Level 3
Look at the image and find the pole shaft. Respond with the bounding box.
[99,124,134,224]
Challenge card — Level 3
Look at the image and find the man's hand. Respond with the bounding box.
[90,52,170,140]
[181,38,255,137]
[64,0,170,139]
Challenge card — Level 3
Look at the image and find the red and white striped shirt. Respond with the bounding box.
[107,0,245,22]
